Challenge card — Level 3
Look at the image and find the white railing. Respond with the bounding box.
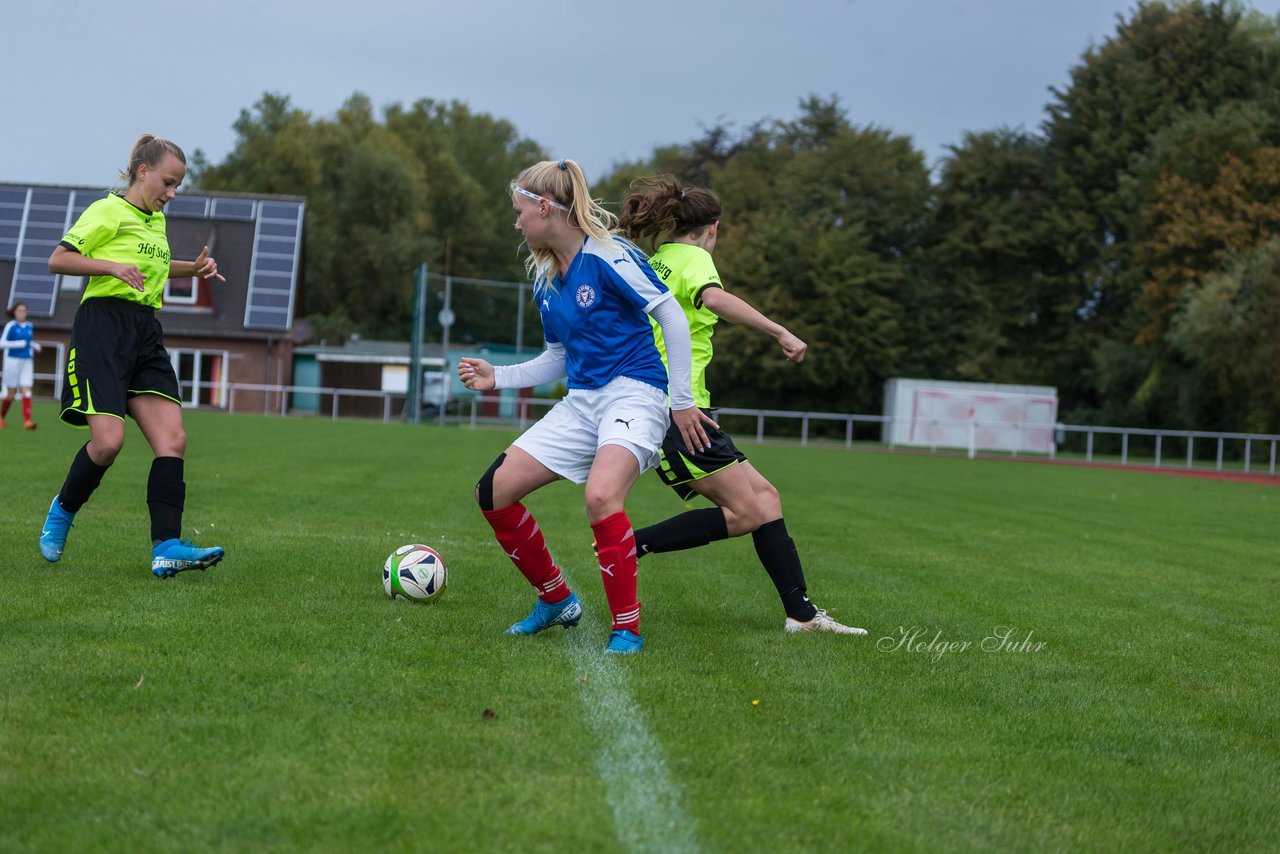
[225,381,406,421]
[29,380,1279,476]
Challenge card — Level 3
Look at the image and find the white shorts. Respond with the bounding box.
[2,356,32,390]
[512,376,669,485]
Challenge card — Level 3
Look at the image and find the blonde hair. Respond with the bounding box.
[120,134,186,185]
[511,159,618,289]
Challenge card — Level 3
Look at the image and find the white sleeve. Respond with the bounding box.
[492,342,567,390]
[0,322,21,350]
[649,295,695,411]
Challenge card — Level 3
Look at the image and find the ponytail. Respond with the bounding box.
[121,134,186,185]
[620,176,721,249]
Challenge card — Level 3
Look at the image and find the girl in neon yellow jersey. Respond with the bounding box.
[42,134,226,578]
[620,176,865,635]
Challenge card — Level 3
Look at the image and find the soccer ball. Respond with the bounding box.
[383,544,447,603]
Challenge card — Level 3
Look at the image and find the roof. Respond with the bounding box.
[2,181,304,338]
[294,339,450,366]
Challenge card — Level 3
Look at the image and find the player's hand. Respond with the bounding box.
[110,263,146,292]
[458,357,495,391]
[193,245,226,281]
[672,406,717,455]
[32,342,42,353]
[778,330,807,363]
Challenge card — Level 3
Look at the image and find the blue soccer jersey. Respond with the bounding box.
[536,237,673,392]
[1,320,35,359]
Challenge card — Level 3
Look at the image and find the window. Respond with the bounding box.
[170,348,230,408]
[165,276,198,305]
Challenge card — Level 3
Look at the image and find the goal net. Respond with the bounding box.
[882,378,1058,455]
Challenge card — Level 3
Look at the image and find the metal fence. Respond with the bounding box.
[707,408,1277,475]
[30,375,1280,477]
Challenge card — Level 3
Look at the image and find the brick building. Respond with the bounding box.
[1,183,304,414]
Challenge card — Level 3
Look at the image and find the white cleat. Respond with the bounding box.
[785,609,867,636]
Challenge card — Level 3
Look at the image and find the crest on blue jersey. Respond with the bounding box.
[575,284,597,308]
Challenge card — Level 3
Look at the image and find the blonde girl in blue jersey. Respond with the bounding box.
[458,159,714,654]
[1,301,41,429]
[620,176,865,635]
[40,134,226,578]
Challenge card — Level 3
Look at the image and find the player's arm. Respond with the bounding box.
[700,287,807,363]
[0,322,21,350]
[171,245,225,281]
[459,343,567,392]
[48,244,146,292]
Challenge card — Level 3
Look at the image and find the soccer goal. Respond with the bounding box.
[882,378,1059,456]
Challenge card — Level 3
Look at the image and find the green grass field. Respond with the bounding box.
[2,403,1277,852]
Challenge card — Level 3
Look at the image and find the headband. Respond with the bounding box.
[514,185,569,212]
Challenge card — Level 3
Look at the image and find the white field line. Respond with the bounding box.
[564,623,700,854]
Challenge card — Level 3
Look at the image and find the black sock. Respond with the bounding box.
[752,518,818,621]
[58,443,111,513]
[633,507,729,557]
[147,457,186,544]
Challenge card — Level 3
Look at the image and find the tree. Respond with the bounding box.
[926,129,1059,384]
[595,98,932,415]
[1169,240,1280,432]
[198,92,547,342]
[697,99,930,413]
[1038,0,1280,425]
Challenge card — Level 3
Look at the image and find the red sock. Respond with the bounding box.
[22,397,32,422]
[482,502,569,602]
[591,510,641,633]
[0,397,10,417]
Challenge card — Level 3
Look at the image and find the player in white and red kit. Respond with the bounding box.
[459,159,714,655]
[1,301,41,430]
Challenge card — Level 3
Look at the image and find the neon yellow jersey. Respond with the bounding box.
[62,194,171,309]
[648,242,722,408]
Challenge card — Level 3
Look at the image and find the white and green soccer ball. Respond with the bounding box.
[383,544,447,603]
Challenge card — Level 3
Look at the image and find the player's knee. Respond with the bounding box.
[90,434,125,465]
[582,485,622,523]
[476,453,506,512]
[164,427,187,457]
[584,494,624,524]
[734,492,779,533]
[756,480,782,520]
[148,425,186,458]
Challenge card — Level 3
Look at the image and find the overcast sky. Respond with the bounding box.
[4,0,1280,190]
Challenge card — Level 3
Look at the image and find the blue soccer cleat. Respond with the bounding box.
[152,538,225,578]
[40,495,76,563]
[604,629,644,655]
[506,592,583,635]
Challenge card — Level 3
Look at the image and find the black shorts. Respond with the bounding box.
[60,297,180,427]
[654,408,749,501]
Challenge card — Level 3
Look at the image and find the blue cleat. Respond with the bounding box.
[40,495,76,563]
[604,629,644,655]
[152,538,225,578]
[506,592,583,635]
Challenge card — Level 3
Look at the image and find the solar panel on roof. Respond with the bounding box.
[211,198,255,220]
[243,200,303,331]
[7,187,68,315]
[3,184,304,327]
[165,196,209,218]
[0,187,24,261]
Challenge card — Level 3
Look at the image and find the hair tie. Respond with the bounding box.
[678,189,686,200]
[557,160,567,171]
